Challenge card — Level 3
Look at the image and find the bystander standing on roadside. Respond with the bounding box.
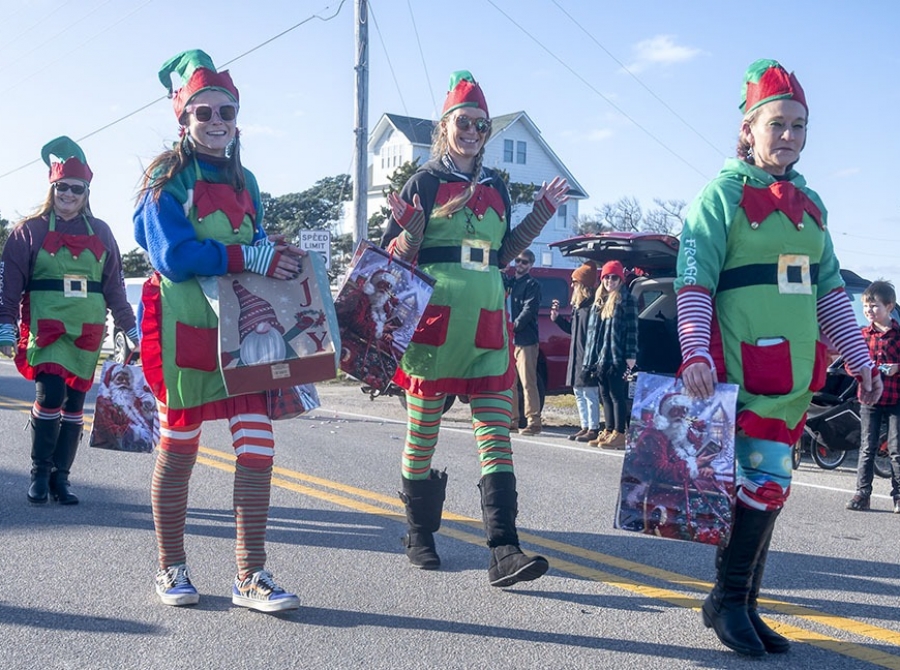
[507,248,543,435]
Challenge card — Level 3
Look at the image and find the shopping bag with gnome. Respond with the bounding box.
[334,240,436,391]
[201,250,340,396]
[614,372,739,546]
[89,359,160,453]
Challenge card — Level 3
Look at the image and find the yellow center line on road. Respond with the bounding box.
[197,445,900,668]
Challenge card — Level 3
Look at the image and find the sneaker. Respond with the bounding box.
[576,429,599,443]
[568,428,588,441]
[232,570,300,612]
[893,498,900,514]
[846,494,871,511]
[155,564,200,606]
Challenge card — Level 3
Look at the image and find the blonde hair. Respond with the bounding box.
[571,282,594,307]
[430,112,492,219]
[594,282,621,320]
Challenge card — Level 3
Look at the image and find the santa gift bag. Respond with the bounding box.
[334,241,436,391]
[201,251,341,396]
[614,373,739,546]
[89,360,160,453]
[266,383,321,421]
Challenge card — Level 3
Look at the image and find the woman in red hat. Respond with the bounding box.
[382,70,568,587]
[675,59,880,657]
[0,136,137,506]
[582,260,638,449]
[134,49,304,612]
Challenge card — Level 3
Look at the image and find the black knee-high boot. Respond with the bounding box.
[28,418,60,504]
[479,471,549,587]
[747,509,790,653]
[701,505,773,657]
[49,421,82,505]
[399,469,447,569]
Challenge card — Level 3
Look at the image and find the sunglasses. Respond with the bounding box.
[186,103,238,122]
[55,182,87,195]
[514,258,531,265]
[455,115,491,134]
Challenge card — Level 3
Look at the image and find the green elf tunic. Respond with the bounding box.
[15,212,109,391]
[675,158,841,444]
[387,160,516,396]
[136,157,268,425]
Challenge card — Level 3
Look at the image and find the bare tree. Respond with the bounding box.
[575,196,686,236]
[643,198,687,236]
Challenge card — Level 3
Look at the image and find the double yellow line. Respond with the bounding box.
[197,444,900,668]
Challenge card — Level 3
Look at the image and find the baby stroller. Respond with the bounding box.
[793,358,893,476]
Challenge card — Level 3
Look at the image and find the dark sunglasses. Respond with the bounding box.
[514,258,531,265]
[186,103,238,122]
[55,182,87,195]
[455,115,491,134]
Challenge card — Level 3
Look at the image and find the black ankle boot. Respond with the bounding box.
[49,421,82,505]
[28,417,59,504]
[747,510,789,653]
[399,470,447,569]
[479,471,548,587]
[701,505,771,657]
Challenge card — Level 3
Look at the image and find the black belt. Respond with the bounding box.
[27,279,102,293]
[716,262,819,293]
[417,246,499,267]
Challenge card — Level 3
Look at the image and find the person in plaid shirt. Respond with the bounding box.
[847,280,900,513]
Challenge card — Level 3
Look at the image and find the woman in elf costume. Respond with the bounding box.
[675,59,881,656]
[134,50,304,612]
[382,70,568,587]
[0,137,136,506]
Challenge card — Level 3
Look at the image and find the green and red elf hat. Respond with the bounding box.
[41,136,93,184]
[441,70,489,118]
[158,49,239,121]
[740,59,807,115]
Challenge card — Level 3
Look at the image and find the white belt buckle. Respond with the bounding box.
[776,254,811,295]
[63,275,89,298]
[461,239,491,272]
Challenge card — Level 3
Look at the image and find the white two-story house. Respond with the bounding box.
[367,111,588,268]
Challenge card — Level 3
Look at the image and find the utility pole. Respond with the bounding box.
[352,0,369,245]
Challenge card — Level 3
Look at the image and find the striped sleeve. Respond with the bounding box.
[676,286,716,371]
[817,287,873,373]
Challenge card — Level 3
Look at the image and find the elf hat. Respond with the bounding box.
[159,49,240,121]
[41,136,93,184]
[740,59,807,115]
[442,70,489,118]
[571,261,598,288]
[600,260,626,282]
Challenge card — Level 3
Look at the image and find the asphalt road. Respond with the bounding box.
[2,359,900,670]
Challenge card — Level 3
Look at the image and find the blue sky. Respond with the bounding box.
[1,1,897,280]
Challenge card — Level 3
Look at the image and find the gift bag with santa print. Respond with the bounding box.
[89,360,160,453]
[614,373,739,547]
[202,251,340,396]
[333,240,436,391]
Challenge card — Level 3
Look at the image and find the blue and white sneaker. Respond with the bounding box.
[232,570,300,612]
[155,564,200,606]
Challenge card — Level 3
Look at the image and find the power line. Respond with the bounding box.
[368,1,409,116]
[407,0,437,115]
[0,0,77,55]
[0,1,349,182]
[483,0,709,181]
[549,0,725,159]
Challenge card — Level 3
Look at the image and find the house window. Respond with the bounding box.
[503,139,514,163]
[555,203,568,230]
[516,141,527,164]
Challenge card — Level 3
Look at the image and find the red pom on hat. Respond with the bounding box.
[442,70,489,118]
